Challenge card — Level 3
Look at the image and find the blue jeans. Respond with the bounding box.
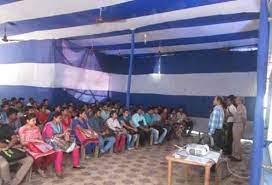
[126,134,138,148]
[85,143,96,154]
[151,128,167,144]
[99,136,115,153]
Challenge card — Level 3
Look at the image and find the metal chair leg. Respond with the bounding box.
[135,135,140,149]
[25,166,32,182]
[80,145,86,160]
[150,133,153,146]
[94,145,99,158]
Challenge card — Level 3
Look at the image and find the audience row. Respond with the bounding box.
[0,97,193,185]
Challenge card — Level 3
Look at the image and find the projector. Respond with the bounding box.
[185,144,209,157]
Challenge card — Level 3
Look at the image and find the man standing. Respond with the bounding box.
[224,95,237,155]
[208,96,225,150]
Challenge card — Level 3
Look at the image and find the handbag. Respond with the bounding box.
[27,142,53,153]
[0,148,26,162]
[75,127,98,144]
[51,136,76,153]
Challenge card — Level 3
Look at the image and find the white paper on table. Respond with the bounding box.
[172,149,220,164]
[205,151,220,163]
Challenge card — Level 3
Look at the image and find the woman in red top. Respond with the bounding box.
[61,107,72,132]
[18,113,55,177]
[36,105,49,127]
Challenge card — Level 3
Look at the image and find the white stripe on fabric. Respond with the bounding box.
[0,63,109,91]
[73,20,258,46]
[0,0,132,24]
[0,63,256,97]
[54,63,109,91]
[7,0,259,41]
[103,38,258,55]
[0,63,56,87]
[109,72,257,97]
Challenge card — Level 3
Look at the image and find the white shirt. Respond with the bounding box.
[106,118,121,131]
[227,104,237,123]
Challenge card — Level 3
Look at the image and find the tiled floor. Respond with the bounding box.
[23,136,250,185]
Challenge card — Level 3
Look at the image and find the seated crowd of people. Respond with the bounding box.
[0,97,193,185]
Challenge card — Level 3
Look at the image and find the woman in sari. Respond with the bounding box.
[71,109,98,158]
[18,113,55,178]
[61,106,72,132]
[42,112,83,178]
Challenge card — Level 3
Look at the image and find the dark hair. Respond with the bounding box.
[74,108,85,117]
[93,109,101,115]
[53,111,62,119]
[1,102,9,109]
[61,106,68,112]
[148,107,154,112]
[227,95,236,104]
[25,106,34,112]
[216,96,224,105]
[110,110,117,117]
[137,107,143,111]
[7,108,18,117]
[123,109,129,113]
[26,113,36,121]
[39,104,47,110]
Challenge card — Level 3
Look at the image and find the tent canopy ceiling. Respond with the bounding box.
[0,0,260,55]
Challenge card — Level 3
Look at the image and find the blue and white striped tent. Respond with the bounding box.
[0,0,259,112]
[0,1,269,184]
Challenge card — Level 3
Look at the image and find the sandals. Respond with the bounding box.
[37,169,47,178]
[73,166,85,170]
[56,172,64,179]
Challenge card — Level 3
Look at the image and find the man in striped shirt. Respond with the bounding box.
[208,96,225,150]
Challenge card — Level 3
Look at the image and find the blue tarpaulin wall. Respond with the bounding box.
[0,39,257,120]
[0,1,267,184]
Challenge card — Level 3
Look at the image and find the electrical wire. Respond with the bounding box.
[221,157,249,180]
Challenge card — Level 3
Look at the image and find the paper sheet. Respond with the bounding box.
[173,149,220,164]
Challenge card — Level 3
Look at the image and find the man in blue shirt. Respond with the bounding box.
[208,96,225,150]
[6,108,21,133]
[119,110,139,150]
[100,106,110,121]
[144,108,167,145]
[131,107,151,146]
[88,109,115,154]
[0,103,9,124]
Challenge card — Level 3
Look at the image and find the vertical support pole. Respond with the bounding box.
[126,29,135,108]
[250,0,269,184]
[265,72,272,129]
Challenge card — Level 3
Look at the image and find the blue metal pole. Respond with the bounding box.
[250,0,269,184]
[126,29,135,108]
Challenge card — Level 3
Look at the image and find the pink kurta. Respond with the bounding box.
[19,125,55,160]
